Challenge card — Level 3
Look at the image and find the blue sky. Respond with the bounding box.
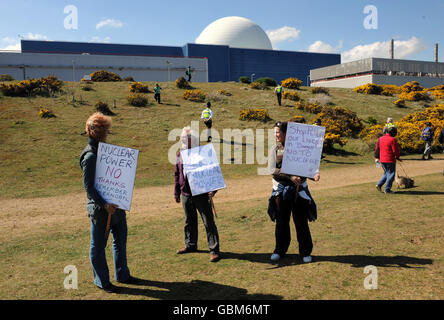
[1,0,443,62]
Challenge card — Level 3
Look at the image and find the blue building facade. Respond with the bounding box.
[21,40,340,85]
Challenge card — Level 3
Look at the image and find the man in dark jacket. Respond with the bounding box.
[438,127,444,153]
[375,126,402,194]
[421,122,434,160]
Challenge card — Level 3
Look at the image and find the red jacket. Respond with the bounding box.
[376,134,400,163]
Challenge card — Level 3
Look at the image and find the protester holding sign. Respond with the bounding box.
[80,112,138,293]
[174,127,221,262]
[267,121,320,264]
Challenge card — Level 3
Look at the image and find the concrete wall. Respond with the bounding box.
[311,74,373,88]
[310,59,373,81]
[0,52,208,82]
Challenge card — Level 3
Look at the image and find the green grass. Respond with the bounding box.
[0,173,442,299]
[2,80,440,199]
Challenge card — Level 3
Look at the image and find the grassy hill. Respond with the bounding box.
[0,80,440,199]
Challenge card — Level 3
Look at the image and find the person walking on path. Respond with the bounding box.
[201,102,213,142]
[375,126,402,194]
[153,83,162,104]
[174,127,221,262]
[421,122,434,160]
[274,83,284,106]
[186,66,192,82]
[267,121,320,264]
[80,112,139,293]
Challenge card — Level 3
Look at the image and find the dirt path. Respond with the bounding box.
[1,158,443,241]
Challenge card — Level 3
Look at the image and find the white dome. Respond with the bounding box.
[195,16,272,50]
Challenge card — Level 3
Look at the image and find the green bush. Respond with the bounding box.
[239,76,251,84]
[255,77,277,87]
[175,76,192,89]
[311,87,330,95]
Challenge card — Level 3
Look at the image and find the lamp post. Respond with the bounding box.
[72,60,76,82]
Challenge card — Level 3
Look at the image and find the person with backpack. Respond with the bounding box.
[80,112,139,293]
[153,83,162,104]
[375,126,402,194]
[201,101,213,142]
[421,122,434,160]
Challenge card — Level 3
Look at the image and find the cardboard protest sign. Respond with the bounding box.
[181,143,226,196]
[95,142,139,211]
[280,122,325,178]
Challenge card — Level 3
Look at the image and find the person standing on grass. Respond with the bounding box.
[375,126,402,194]
[80,112,139,293]
[154,83,162,104]
[174,127,221,263]
[267,121,320,264]
[438,126,444,153]
[274,83,284,106]
[186,66,192,82]
[421,122,434,160]
[383,117,396,134]
[201,101,213,142]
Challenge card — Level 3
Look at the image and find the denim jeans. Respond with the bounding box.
[89,209,130,288]
[377,162,396,192]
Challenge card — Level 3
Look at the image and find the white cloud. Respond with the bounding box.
[96,18,124,29]
[341,37,426,63]
[1,33,49,51]
[89,36,111,43]
[266,26,301,49]
[307,40,343,54]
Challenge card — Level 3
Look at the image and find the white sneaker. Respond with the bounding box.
[270,253,280,262]
[302,256,312,263]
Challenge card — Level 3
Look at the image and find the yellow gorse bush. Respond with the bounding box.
[90,70,122,82]
[0,75,63,97]
[281,77,302,89]
[217,89,232,96]
[239,108,271,122]
[182,89,206,102]
[283,91,301,101]
[129,82,149,93]
[38,107,56,118]
[361,104,444,153]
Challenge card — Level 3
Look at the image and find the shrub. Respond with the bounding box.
[0,74,15,81]
[400,81,423,93]
[295,101,323,114]
[364,116,378,126]
[38,107,56,118]
[127,94,148,107]
[129,82,150,93]
[249,82,268,90]
[428,85,444,100]
[283,91,301,101]
[255,77,277,87]
[281,77,302,89]
[90,70,122,82]
[361,104,444,153]
[182,89,206,102]
[0,75,63,97]
[289,115,306,123]
[239,108,271,122]
[381,84,401,96]
[217,89,232,96]
[175,76,192,89]
[81,84,93,91]
[95,101,116,115]
[394,99,406,107]
[399,91,430,102]
[123,76,135,81]
[310,87,329,95]
[239,76,251,84]
[354,83,383,95]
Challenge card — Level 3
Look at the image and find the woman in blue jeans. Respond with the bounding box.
[80,112,138,293]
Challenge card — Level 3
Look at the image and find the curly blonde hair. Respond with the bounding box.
[85,112,112,142]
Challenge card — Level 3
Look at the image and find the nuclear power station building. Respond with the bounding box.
[0,16,340,84]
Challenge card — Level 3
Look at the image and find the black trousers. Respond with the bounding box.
[274,195,313,257]
[276,93,282,106]
[181,194,220,253]
[154,93,160,103]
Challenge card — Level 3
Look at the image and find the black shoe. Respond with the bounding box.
[428,155,433,160]
[422,155,426,160]
[118,276,144,285]
[384,190,395,194]
[97,283,119,293]
[177,247,197,254]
